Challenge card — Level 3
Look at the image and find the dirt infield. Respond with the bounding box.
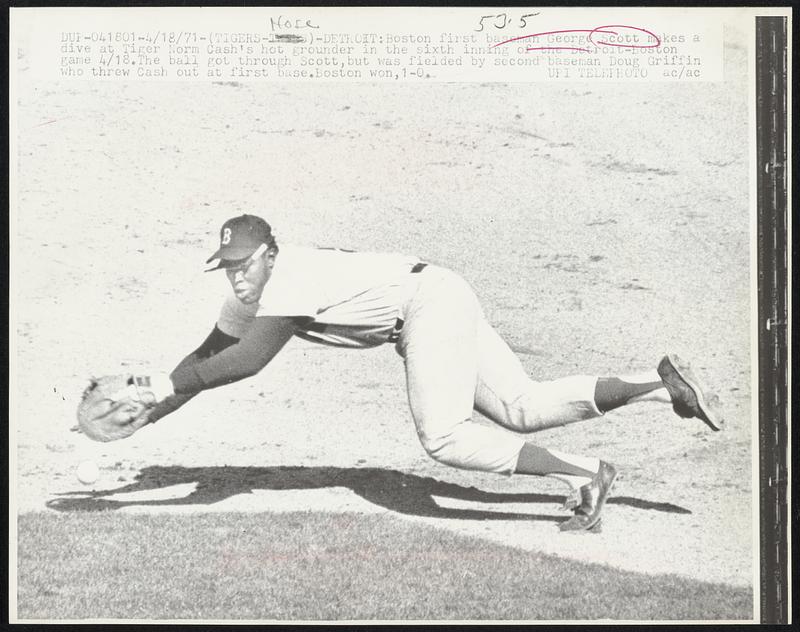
[13,22,753,610]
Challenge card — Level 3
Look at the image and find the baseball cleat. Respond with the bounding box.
[657,354,723,431]
[559,461,618,533]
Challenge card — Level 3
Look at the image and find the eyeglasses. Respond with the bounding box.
[224,258,254,275]
[223,243,268,275]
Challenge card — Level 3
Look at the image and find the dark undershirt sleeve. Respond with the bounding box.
[147,325,241,424]
[171,316,298,393]
[193,326,241,360]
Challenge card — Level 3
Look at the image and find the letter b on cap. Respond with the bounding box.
[222,227,232,245]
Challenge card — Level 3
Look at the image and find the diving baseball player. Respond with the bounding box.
[78,214,723,532]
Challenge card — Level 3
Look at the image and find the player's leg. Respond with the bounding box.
[398,267,527,474]
[473,317,722,432]
[468,316,612,530]
[471,318,720,530]
[399,267,618,532]
[473,316,602,433]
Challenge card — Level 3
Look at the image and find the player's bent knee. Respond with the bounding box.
[418,430,466,469]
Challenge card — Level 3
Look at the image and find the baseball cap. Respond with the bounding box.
[205,214,273,270]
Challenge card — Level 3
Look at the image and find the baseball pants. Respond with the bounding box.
[396,266,601,475]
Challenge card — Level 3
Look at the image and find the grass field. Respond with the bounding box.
[17,512,752,621]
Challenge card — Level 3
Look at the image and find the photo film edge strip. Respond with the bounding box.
[755,15,789,626]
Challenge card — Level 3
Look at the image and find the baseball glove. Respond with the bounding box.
[76,375,155,442]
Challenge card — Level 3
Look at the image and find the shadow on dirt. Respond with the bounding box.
[45,465,691,521]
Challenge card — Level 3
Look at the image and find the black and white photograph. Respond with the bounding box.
[8,5,790,623]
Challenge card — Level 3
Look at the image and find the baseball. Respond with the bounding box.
[76,460,100,485]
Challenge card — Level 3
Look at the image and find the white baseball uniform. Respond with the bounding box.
[219,245,602,474]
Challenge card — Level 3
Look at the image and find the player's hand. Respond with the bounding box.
[122,373,175,405]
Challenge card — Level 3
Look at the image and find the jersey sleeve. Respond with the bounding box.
[255,272,321,318]
[217,293,258,338]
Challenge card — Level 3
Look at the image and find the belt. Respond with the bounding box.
[304,263,428,341]
[390,263,427,342]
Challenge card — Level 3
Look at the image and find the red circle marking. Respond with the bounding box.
[588,24,661,49]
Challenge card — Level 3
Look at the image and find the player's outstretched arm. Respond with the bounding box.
[76,318,295,441]
[148,324,243,423]
[75,325,241,440]
[170,316,297,393]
